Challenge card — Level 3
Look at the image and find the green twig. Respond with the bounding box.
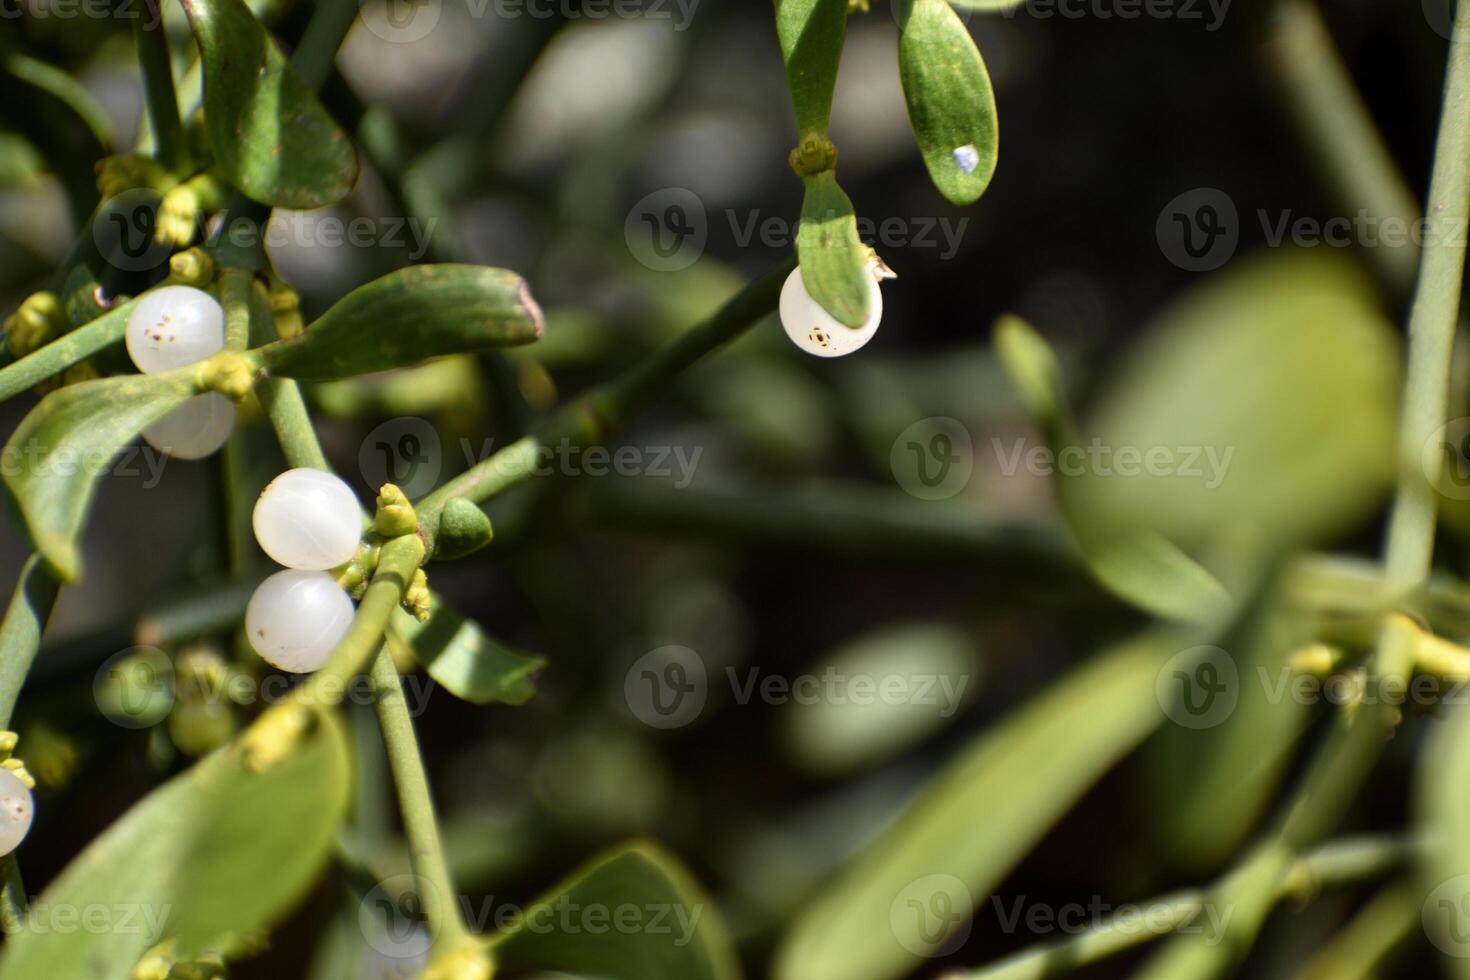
[368,649,472,950]
[415,261,793,541]
[0,299,137,403]
[134,0,190,174]
[1262,0,1420,301]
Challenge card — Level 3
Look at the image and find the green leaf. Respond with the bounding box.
[1085,250,1399,549]
[774,630,1177,980]
[0,711,352,978]
[259,265,543,381]
[2,372,199,582]
[180,0,358,208]
[797,172,872,328]
[782,621,979,776]
[491,842,741,980]
[993,315,1230,621]
[392,599,545,706]
[897,0,998,205]
[1418,700,1470,979]
[774,0,849,134]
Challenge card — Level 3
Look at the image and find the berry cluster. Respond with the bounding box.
[124,285,236,459]
[245,469,362,673]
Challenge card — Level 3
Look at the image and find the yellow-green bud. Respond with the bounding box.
[169,248,215,286]
[421,944,495,980]
[404,569,432,622]
[238,704,312,774]
[788,135,838,177]
[199,352,258,401]
[375,484,419,538]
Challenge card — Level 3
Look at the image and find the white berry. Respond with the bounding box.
[0,769,34,856]
[125,285,225,375]
[252,468,363,571]
[143,393,236,460]
[245,569,355,673]
[780,259,889,358]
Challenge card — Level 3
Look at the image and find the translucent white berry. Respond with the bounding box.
[780,259,890,358]
[0,769,34,856]
[143,392,236,460]
[125,285,225,375]
[245,569,355,673]
[252,468,363,571]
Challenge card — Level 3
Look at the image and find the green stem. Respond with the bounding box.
[415,261,792,542]
[288,0,360,92]
[134,0,190,174]
[960,835,1411,980]
[368,649,471,949]
[0,299,137,403]
[257,377,330,470]
[219,267,253,351]
[1293,881,1419,980]
[1261,0,1420,301]
[1383,0,1470,594]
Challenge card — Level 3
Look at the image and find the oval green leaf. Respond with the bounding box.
[3,371,200,582]
[782,621,979,777]
[774,630,1177,980]
[897,0,998,205]
[259,265,543,381]
[797,172,872,328]
[775,0,849,135]
[0,711,351,978]
[180,0,359,208]
[1085,250,1399,549]
[491,842,741,980]
[392,599,545,707]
